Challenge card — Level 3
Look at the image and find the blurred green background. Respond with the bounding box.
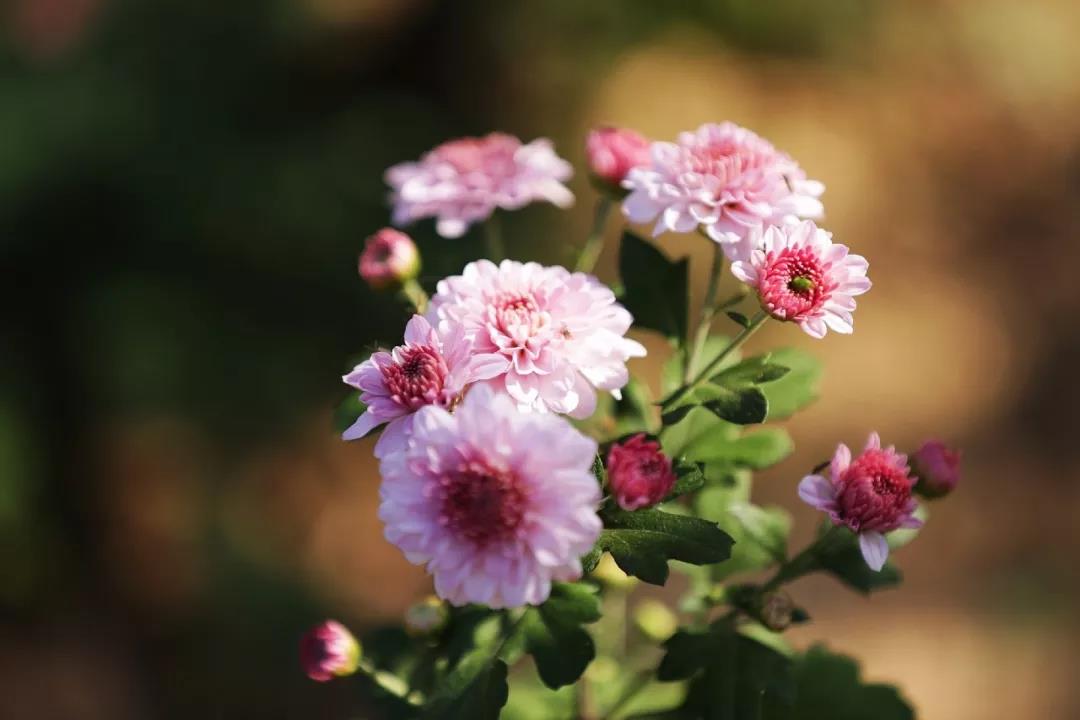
[3,0,1080,717]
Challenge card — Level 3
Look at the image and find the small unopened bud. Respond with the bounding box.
[359,228,420,290]
[591,553,639,590]
[404,595,448,637]
[585,127,651,188]
[911,440,961,498]
[633,599,678,642]
[758,591,795,632]
[607,434,676,511]
[300,620,360,682]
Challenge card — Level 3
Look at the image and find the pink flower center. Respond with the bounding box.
[382,346,449,410]
[685,137,780,200]
[433,134,518,176]
[757,246,834,321]
[489,291,551,345]
[835,450,915,533]
[438,459,526,547]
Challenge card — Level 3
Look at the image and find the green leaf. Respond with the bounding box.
[424,614,510,720]
[614,377,658,435]
[764,645,915,720]
[661,336,739,397]
[726,310,750,329]
[692,428,793,469]
[817,531,903,594]
[586,508,734,585]
[520,583,600,689]
[619,232,688,342]
[712,355,791,386]
[662,383,768,426]
[758,348,823,420]
[667,460,706,499]
[658,406,738,461]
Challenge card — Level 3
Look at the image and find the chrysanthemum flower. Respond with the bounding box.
[911,439,961,498]
[798,433,922,571]
[358,228,420,289]
[342,315,507,457]
[728,221,870,338]
[622,122,823,243]
[299,620,360,682]
[606,434,676,510]
[385,132,574,239]
[426,260,646,418]
[378,386,602,607]
[586,126,651,187]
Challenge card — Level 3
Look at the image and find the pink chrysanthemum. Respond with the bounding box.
[427,260,646,419]
[342,315,507,458]
[728,220,870,338]
[622,122,823,244]
[586,126,652,186]
[911,439,961,498]
[385,132,574,239]
[299,620,360,682]
[378,386,602,607]
[358,228,420,289]
[798,433,923,571]
[607,434,676,511]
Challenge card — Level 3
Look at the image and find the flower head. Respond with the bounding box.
[300,620,360,682]
[606,434,676,510]
[385,132,574,239]
[359,228,420,289]
[729,221,870,338]
[342,315,508,457]
[798,433,922,571]
[911,440,961,498]
[378,386,602,607]
[586,126,651,187]
[622,122,823,243]
[427,260,646,418]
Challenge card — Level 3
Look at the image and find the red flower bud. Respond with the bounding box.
[606,434,676,511]
[911,440,961,498]
[585,127,651,187]
[300,620,360,682]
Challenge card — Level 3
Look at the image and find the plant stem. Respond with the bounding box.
[762,526,845,592]
[684,242,725,383]
[662,310,769,411]
[603,668,654,719]
[575,196,614,273]
[399,278,428,313]
[484,214,505,262]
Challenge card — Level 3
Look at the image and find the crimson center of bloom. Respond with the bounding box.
[382,346,449,410]
[835,450,914,533]
[439,459,526,548]
[758,247,833,320]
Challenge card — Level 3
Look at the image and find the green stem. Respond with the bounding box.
[483,214,505,262]
[662,310,769,411]
[603,668,653,719]
[762,526,846,592]
[399,278,428,313]
[575,196,614,273]
[684,242,725,382]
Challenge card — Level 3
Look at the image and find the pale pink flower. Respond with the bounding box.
[622,122,823,243]
[606,434,676,510]
[385,132,574,239]
[911,439,961,498]
[798,433,922,571]
[427,260,646,419]
[378,386,602,608]
[299,620,360,682]
[358,228,420,289]
[728,221,870,338]
[586,126,652,187]
[342,315,507,457]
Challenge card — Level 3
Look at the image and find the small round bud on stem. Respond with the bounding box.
[359,228,420,290]
[300,620,361,682]
[758,591,796,631]
[404,596,449,637]
[910,440,961,499]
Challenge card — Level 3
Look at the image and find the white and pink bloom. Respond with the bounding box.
[427,260,646,419]
[358,228,420,289]
[385,132,574,239]
[341,315,507,457]
[378,386,602,608]
[299,620,360,682]
[586,126,651,187]
[728,220,870,338]
[606,434,676,511]
[622,122,823,244]
[798,433,922,571]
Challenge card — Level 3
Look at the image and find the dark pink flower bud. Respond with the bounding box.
[300,620,360,682]
[359,228,420,290]
[585,127,651,186]
[606,434,676,511]
[910,440,961,498]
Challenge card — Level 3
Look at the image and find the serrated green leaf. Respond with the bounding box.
[424,614,510,720]
[817,531,903,594]
[589,508,734,585]
[619,232,688,342]
[759,348,822,420]
[520,583,600,689]
[661,383,768,426]
[667,460,706,499]
[712,355,791,386]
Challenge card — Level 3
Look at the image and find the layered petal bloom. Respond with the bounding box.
[911,439,961,498]
[299,620,360,682]
[798,433,922,571]
[606,434,676,510]
[427,260,646,418]
[385,132,574,238]
[586,126,652,187]
[729,221,871,338]
[342,315,508,457]
[358,228,420,289]
[622,122,823,243]
[378,386,602,608]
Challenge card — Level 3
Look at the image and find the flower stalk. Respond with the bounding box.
[575,196,614,273]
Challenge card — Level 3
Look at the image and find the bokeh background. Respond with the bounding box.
[3,0,1079,718]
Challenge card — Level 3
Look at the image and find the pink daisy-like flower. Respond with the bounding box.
[798,433,923,571]
[385,132,574,239]
[427,260,646,419]
[622,122,823,244]
[342,315,507,457]
[378,386,602,607]
[728,220,870,338]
